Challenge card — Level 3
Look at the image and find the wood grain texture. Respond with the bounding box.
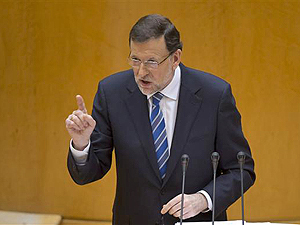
[0,0,299,222]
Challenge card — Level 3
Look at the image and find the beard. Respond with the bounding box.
[134,68,175,96]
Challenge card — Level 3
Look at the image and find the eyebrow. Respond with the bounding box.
[130,54,158,61]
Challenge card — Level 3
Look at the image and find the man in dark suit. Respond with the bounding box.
[65,14,255,225]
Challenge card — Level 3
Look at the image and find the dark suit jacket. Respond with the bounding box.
[68,63,255,225]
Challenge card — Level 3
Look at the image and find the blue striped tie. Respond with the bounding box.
[150,92,169,179]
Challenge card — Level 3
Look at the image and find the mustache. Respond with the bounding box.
[139,75,152,82]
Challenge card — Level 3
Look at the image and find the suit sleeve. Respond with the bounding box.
[202,83,256,217]
[67,81,114,185]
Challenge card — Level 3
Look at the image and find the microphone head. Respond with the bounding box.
[237,151,246,163]
[211,152,220,163]
[181,154,189,169]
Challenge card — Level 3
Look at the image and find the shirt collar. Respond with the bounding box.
[147,66,181,101]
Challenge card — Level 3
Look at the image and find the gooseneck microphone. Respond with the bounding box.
[180,154,189,225]
[237,151,246,225]
[211,152,220,225]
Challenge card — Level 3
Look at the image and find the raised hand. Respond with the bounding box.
[65,95,96,150]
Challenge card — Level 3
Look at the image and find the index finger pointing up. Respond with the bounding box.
[76,95,87,114]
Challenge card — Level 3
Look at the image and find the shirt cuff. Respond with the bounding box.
[198,190,212,213]
[69,139,90,164]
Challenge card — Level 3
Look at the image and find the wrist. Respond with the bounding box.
[196,192,209,212]
[72,139,89,151]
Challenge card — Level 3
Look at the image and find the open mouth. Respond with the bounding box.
[141,80,151,85]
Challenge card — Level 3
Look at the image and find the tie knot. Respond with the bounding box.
[152,92,163,106]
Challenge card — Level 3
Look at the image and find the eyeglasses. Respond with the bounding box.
[128,51,174,70]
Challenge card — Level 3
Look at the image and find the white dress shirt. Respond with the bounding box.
[70,66,212,211]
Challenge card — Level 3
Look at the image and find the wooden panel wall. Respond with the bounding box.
[0,0,299,222]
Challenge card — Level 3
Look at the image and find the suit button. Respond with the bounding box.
[160,189,165,195]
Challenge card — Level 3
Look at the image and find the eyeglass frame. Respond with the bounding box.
[128,50,176,70]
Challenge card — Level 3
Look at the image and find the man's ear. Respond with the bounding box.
[172,49,182,70]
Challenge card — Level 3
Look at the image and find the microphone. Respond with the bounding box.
[180,154,189,225]
[182,154,189,173]
[211,152,220,225]
[237,151,246,225]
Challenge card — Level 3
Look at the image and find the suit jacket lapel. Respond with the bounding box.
[123,65,203,187]
[124,77,162,184]
[162,64,203,187]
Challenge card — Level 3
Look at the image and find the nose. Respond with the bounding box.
[136,62,148,77]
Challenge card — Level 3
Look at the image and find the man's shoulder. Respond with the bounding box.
[99,68,134,86]
[94,69,136,98]
[180,64,229,91]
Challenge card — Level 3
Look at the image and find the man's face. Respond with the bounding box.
[129,36,181,95]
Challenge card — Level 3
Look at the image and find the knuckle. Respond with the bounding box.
[72,116,78,122]
[74,110,81,115]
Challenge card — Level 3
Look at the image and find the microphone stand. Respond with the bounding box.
[237,151,246,225]
[211,152,220,225]
[180,154,189,225]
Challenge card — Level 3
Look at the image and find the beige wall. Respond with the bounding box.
[0,0,299,222]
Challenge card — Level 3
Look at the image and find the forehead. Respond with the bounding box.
[130,36,168,58]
